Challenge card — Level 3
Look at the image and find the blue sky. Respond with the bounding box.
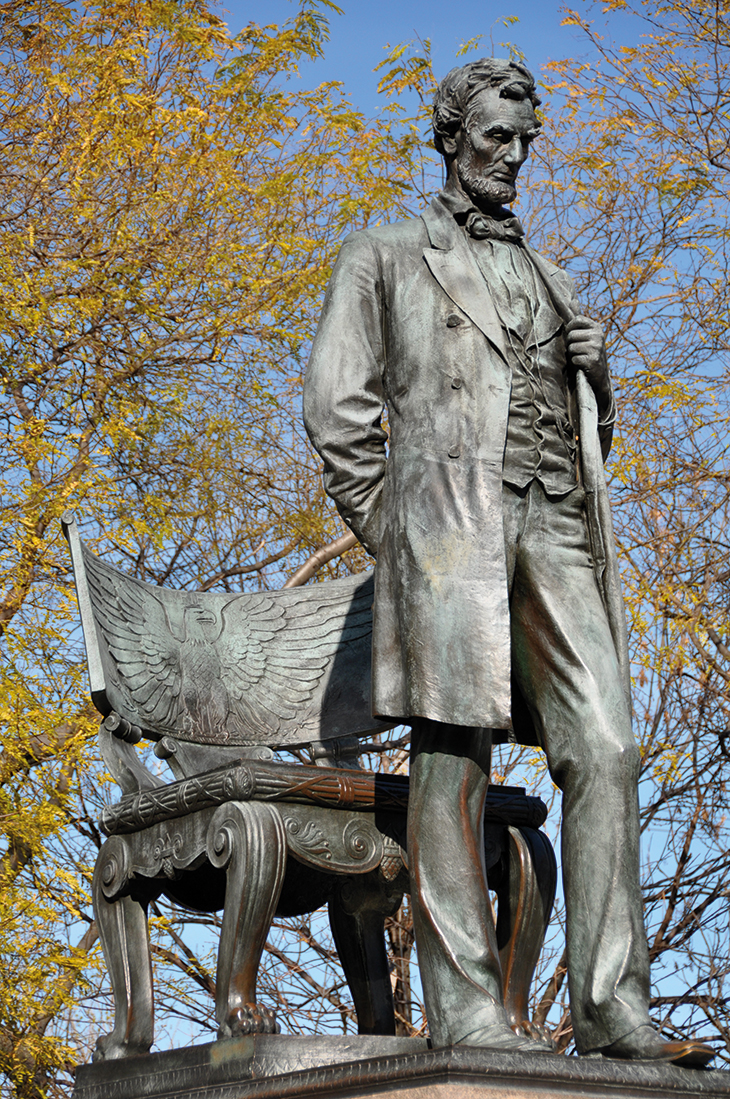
[216,0,641,113]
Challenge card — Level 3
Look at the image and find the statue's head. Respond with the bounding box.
[433,58,541,207]
[183,604,222,644]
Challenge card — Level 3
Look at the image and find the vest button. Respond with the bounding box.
[448,445,460,459]
[451,377,462,389]
[446,313,463,327]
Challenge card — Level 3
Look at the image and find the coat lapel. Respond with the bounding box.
[523,244,578,323]
[421,199,508,362]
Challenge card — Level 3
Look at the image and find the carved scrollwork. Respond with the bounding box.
[97,835,133,901]
[206,806,238,871]
[117,810,212,882]
[282,805,383,873]
[285,817,331,861]
[342,818,379,862]
[151,831,186,879]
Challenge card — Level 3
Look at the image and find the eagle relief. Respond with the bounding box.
[70,526,384,749]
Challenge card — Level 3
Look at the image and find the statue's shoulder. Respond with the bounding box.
[339,215,427,257]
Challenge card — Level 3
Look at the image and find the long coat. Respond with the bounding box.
[303,196,630,742]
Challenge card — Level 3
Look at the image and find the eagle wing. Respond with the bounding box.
[82,545,183,731]
[219,572,375,744]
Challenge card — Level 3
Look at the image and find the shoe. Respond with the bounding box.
[459,1021,556,1055]
[590,1025,714,1068]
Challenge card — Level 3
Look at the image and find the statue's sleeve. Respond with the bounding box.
[303,232,387,557]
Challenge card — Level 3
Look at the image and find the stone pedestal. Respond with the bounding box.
[73,1035,730,1099]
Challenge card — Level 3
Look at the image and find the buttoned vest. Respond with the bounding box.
[469,236,577,496]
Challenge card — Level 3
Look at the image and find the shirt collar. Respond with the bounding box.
[438,182,515,226]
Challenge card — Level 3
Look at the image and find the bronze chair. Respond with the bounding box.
[63,514,556,1061]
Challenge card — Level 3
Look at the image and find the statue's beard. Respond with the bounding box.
[457,158,516,207]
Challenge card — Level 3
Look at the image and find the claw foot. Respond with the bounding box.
[219,1003,280,1038]
[93,1033,151,1062]
[512,1020,558,1053]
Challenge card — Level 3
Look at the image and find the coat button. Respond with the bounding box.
[451,377,462,389]
[448,445,460,459]
[446,313,463,327]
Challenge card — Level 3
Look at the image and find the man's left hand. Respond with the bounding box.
[566,315,611,413]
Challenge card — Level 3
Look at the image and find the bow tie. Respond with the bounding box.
[464,210,525,243]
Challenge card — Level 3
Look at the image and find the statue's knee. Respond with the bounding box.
[582,737,640,782]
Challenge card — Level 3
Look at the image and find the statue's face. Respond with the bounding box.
[184,605,221,643]
[455,87,538,206]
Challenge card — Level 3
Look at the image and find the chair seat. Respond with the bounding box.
[100,758,548,838]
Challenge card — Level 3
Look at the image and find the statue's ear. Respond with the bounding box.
[441,134,458,157]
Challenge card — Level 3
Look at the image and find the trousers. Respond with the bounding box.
[407,480,652,1051]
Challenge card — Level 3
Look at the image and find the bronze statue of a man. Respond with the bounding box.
[303,58,712,1066]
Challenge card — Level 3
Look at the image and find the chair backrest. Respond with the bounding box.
[63,513,390,791]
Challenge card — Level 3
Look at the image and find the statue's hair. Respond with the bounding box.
[432,58,541,157]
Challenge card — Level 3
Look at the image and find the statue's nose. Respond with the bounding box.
[504,135,526,166]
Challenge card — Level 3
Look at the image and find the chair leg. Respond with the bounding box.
[329,875,402,1035]
[493,825,557,1035]
[92,837,155,1061]
[207,801,287,1038]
